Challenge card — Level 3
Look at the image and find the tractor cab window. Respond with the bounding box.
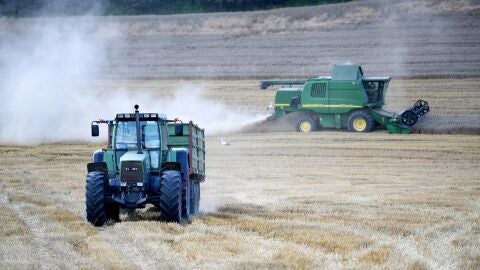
[142,122,160,148]
[115,121,160,149]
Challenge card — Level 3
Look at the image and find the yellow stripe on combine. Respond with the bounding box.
[301,104,362,108]
[274,103,362,108]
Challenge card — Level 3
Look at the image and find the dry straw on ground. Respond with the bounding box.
[1,128,479,269]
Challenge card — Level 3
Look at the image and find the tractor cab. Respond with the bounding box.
[112,113,168,171]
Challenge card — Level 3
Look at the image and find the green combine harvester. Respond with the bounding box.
[260,64,429,134]
[86,105,205,226]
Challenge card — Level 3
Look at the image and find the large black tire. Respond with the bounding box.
[181,174,190,222]
[159,170,182,223]
[86,171,107,226]
[295,114,318,132]
[190,180,200,215]
[347,111,374,133]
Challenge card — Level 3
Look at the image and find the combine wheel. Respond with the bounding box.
[401,110,418,126]
[347,111,373,133]
[159,170,182,223]
[295,115,318,132]
[86,171,107,226]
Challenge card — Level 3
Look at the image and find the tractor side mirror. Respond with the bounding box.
[175,123,183,136]
[91,124,99,137]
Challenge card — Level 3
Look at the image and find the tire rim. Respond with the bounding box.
[353,118,367,131]
[299,121,312,132]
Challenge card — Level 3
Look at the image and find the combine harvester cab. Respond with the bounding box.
[86,105,205,226]
[260,64,429,134]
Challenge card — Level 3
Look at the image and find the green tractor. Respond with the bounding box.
[260,64,429,134]
[86,105,205,226]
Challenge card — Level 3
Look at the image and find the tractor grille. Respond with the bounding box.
[121,161,143,183]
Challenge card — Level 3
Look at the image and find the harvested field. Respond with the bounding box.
[0,133,479,269]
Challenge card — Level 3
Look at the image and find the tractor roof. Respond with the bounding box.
[116,113,167,121]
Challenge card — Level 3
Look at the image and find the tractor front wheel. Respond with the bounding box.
[159,170,182,223]
[295,115,318,132]
[86,171,107,226]
[348,111,373,133]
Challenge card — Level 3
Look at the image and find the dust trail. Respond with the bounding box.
[0,17,262,145]
[239,112,300,133]
[240,113,480,135]
[106,85,268,136]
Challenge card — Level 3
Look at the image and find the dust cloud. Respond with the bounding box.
[0,17,263,145]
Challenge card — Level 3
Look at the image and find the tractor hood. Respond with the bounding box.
[119,151,150,184]
[120,151,148,163]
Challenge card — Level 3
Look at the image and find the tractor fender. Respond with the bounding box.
[92,149,104,163]
[87,162,107,173]
[174,149,190,179]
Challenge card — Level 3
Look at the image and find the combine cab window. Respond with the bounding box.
[363,81,384,103]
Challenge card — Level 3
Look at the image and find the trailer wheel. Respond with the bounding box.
[190,180,200,215]
[296,115,318,132]
[348,111,373,132]
[181,174,190,222]
[86,171,107,226]
[159,170,182,223]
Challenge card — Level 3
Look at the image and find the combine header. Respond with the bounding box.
[260,64,429,134]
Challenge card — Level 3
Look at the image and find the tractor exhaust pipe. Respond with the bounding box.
[134,104,143,154]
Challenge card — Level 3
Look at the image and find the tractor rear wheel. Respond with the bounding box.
[86,171,107,226]
[348,111,373,133]
[295,115,318,132]
[159,170,182,223]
